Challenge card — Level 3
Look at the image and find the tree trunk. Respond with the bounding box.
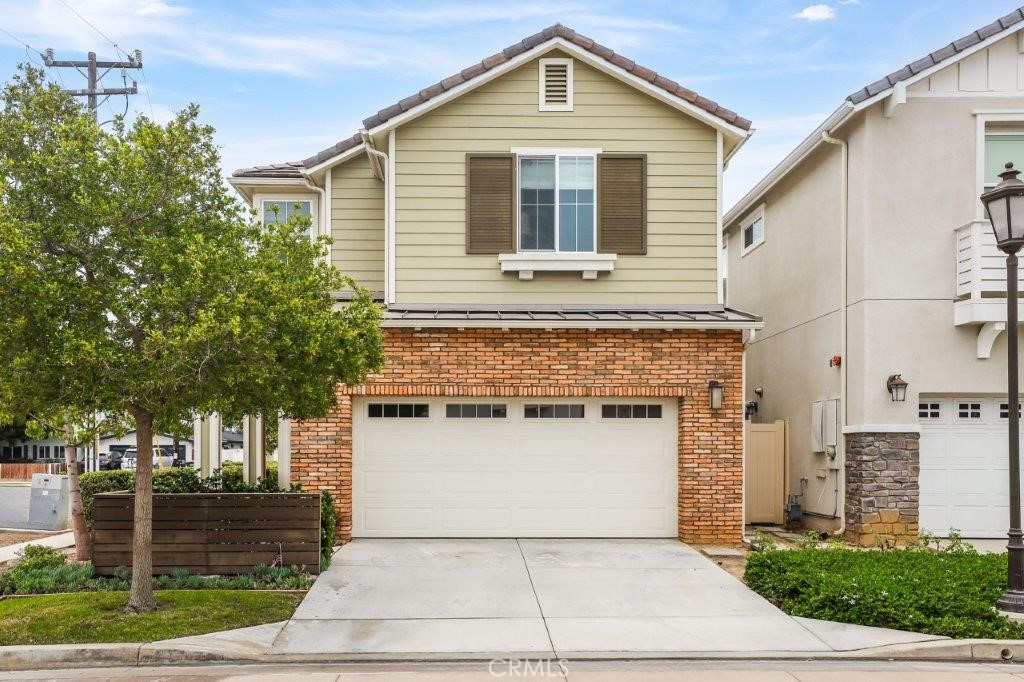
[127,408,156,612]
[63,419,91,561]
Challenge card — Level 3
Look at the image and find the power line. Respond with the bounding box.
[56,0,120,51]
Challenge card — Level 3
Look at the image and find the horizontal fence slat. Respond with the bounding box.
[91,491,320,576]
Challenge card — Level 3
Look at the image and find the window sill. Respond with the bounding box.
[498,252,617,280]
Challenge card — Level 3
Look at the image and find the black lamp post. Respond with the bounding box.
[981,162,1024,613]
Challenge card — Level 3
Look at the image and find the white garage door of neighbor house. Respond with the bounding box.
[919,396,1024,538]
[352,397,678,537]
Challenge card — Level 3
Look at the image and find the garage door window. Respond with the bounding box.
[601,404,663,418]
[367,403,429,418]
[1000,402,1023,419]
[918,402,941,420]
[446,403,508,418]
[957,402,982,420]
[524,404,584,419]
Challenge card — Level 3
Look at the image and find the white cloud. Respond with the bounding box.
[793,4,836,21]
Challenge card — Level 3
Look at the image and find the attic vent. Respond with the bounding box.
[539,58,573,111]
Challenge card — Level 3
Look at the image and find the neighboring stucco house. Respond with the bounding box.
[724,9,1024,543]
[230,25,761,544]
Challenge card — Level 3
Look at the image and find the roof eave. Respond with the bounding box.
[382,319,763,331]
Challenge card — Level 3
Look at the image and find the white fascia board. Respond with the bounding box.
[302,142,367,176]
[228,176,311,204]
[383,318,764,331]
[723,103,855,231]
[366,37,751,144]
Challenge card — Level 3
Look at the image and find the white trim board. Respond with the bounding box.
[842,424,922,434]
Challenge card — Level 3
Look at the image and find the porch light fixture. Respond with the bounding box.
[980,162,1024,613]
[708,380,724,411]
[885,374,908,402]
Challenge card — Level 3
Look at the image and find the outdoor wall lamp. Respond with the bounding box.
[708,380,724,411]
[980,161,1024,613]
[886,374,908,402]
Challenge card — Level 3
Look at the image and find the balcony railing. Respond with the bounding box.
[954,219,1024,327]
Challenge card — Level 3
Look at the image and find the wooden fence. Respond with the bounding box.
[0,462,65,481]
[91,492,321,576]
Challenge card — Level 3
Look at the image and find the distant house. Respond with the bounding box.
[0,431,193,463]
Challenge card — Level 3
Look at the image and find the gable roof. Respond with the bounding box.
[233,24,750,179]
[724,7,1024,229]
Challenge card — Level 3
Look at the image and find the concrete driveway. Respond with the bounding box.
[268,538,940,658]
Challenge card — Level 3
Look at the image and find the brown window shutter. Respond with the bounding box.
[466,153,515,254]
[597,154,647,255]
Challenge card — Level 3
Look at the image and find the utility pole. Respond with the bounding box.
[42,48,142,112]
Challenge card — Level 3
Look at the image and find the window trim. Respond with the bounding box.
[512,149,599,255]
[254,192,319,241]
[974,112,1024,220]
[538,57,573,112]
[739,203,766,256]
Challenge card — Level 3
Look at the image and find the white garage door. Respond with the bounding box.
[919,396,1022,537]
[352,397,678,537]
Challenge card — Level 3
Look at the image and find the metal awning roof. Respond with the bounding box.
[378,304,762,329]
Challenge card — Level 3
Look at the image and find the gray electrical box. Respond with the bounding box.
[28,474,69,531]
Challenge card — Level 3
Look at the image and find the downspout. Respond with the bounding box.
[821,130,848,537]
[298,174,326,245]
[360,129,392,303]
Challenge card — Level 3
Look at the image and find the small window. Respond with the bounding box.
[742,211,765,254]
[524,404,585,419]
[539,58,573,112]
[957,402,982,419]
[918,402,941,420]
[601,404,663,419]
[985,132,1024,190]
[261,199,313,239]
[999,402,1022,419]
[445,403,508,418]
[368,403,429,419]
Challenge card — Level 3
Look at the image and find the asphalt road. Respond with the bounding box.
[0,484,31,529]
[1,661,1022,681]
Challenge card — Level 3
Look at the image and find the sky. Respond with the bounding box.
[0,0,1021,208]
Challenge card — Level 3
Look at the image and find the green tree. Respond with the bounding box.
[0,67,385,611]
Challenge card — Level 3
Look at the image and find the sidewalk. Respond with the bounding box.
[0,532,74,564]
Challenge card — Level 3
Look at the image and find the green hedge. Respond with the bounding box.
[78,462,334,568]
[744,546,1024,639]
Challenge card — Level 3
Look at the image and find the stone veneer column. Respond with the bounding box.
[844,431,920,546]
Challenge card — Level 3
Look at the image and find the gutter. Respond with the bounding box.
[821,129,848,536]
[724,102,855,230]
[297,172,327,249]
[360,130,395,304]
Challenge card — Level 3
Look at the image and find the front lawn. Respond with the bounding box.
[0,589,303,645]
[745,545,1024,639]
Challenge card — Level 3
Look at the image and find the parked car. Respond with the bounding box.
[120,447,174,470]
[99,450,125,470]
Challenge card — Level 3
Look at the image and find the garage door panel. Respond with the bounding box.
[353,398,678,537]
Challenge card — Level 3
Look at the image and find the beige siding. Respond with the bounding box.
[394,52,718,305]
[331,154,385,292]
[907,34,1024,93]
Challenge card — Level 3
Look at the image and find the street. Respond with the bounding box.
[3,660,1024,681]
[0,485,30,529]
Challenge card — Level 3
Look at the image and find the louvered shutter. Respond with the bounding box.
[466,153,516,254]
[597,154,647,255]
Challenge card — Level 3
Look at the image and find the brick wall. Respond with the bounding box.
[844,431,920,546]
[291,327,744,544]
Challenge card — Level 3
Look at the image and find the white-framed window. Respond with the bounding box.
[445,403,508,419]
[999,402,1023,419]
[956,401,983,420]
[918,402,941,420]
[367,403,429,419]
[740,205,765,255]
[539,57,573,112]
[517,153,596,253]
[524,404,585,419]
[256,193,317,241]
[601,404,663,419]
[984,130,1024,191]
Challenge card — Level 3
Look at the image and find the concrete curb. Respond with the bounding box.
[4,638,1024,670]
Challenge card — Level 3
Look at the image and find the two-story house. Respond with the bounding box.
[724,8,1024,544]
[230,25,760,545]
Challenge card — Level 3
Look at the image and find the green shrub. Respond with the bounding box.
[78,470,135,525]
[320,489,337,568]
[744,546,1024,639]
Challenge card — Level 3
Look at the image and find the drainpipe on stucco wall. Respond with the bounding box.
[821,130,848,538]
